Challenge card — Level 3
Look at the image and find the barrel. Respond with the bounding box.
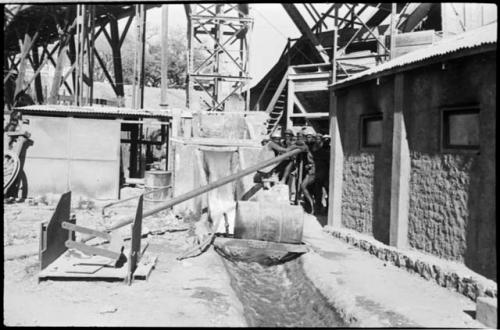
[234,201,304,244]
[144,170,172,205]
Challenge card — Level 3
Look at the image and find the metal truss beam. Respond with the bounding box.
[282,3,329,63]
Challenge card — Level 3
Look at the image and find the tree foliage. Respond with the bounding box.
[94,24,202,89]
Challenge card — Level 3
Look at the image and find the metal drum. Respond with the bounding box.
[144,170,172,205]
[234,201,304,244]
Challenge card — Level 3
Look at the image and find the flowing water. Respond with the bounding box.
[221,257,347,327]
[202,148,345,326]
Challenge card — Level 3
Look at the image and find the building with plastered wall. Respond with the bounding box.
[327,22,496,280]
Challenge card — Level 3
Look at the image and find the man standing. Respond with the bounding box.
[310,133,330,215]
[299,127,317,213]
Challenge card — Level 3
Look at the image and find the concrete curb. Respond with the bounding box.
[324,226,497,302]
[301,252,389,327]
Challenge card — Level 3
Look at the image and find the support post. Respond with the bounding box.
[286,73,294,129]
[130,126,139,178]
[160,5,169,108]
[132,4,146,109]
[327,90,343,227]
[282,3,329,63]
[390,3,397,60]
[327,28,343,228]
[49,39,70,104]
[88,5,95,106]
[14,34,31,99]
[389,73,410,248]
[31,46,44,103]
[109,19,125,105]
[139,7,147,109]
[185,4,193,109]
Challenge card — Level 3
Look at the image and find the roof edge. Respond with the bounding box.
[331,43,496,91]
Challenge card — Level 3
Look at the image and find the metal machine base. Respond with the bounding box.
[38,192,156,284]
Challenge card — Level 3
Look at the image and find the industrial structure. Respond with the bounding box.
[3,3,497,326]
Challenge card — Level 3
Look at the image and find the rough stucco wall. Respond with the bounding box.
[338,80,394,243]
[341,153,375,234]
[335,52,495,280]
[408,152,474,260]
[403,53,496,280]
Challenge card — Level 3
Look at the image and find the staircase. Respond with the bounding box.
[264,71,289,136]
[266,86,287,136]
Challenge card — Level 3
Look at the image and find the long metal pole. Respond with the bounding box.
[82,148,304,242]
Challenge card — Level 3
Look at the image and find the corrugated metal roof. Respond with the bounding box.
[332,22,497,88]
[15,104,175,119]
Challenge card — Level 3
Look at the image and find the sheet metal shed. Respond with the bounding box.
[15,105,172,200]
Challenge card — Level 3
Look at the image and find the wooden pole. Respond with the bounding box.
[110,19,125,104]
[139,5,146,109]
[389,73,410,248]
[286,76,294,129]
[331,29,337,84]
[390,3,397,60]
[14,34,31,99]
[213,4,222,110]
[88,5,95,105]
[185,4,193,109]
[49,36,70,104]
[160,5,169,108]
[132,5,139,109]
[327,28,343,228]
[31,46,44,103]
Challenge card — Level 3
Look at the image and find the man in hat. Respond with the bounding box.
[297,127,316,213]
[278,128,297,186]
[283,129,294,147]
[253,130,306,189]
[270,129,282,146]
[310,133,330,214]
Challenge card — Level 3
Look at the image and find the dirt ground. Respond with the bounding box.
[3,189,247,326]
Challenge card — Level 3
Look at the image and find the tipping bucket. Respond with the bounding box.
[234,201,304,244]
[144,170,172,205]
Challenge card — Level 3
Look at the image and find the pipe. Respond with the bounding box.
[101,185,172,216]
[82,147,304,243]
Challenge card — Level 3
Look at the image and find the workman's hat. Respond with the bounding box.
[270,129,282,138]
[303,127,315,136]
[322,134,331,139]
[284,129,295,136]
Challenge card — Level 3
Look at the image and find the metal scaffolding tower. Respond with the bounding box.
[185,4,253,111]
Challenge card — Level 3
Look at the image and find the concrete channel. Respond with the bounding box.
[220,256,346,327]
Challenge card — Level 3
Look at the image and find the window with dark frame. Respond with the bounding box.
[360,113,383,149]
[441,106,480,150]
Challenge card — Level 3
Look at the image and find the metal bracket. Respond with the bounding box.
[62,222,126,267]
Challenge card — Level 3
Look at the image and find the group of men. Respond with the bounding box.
[255,127,330,215]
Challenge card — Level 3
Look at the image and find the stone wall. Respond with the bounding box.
[408,152,474,261]
[333,51,496,280]
[402,53,496,280]
[341,153,375,234]
[337,81,393,241]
